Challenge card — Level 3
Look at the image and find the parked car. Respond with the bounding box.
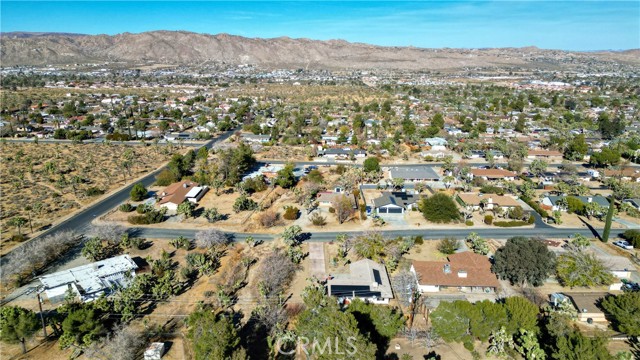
[613,240,634,250]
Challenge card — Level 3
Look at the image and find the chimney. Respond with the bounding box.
[587,197,592,203]
[183,183,188,188]
[458,270,467,278]
[371,282,379,289]
[443,264,451,274]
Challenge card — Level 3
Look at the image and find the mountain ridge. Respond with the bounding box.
[1,30,638,70]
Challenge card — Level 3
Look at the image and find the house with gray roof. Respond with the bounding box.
[371,191,418,214]
[623,198,640,210]
[327,259,393,305]
[541,195,610,212]
[389,166,441,182]
[39,255,138,303]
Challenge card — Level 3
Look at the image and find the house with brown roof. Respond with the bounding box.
[456,193,521,212]
[527,149,563,160]
[470,169,517,181]
[157,180,208,211]
[603,168,640,182]
[410,252,500,294]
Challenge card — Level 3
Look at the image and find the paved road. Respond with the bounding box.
[3,137,207,147]
[131,224,605,242]
[16,129,237,242]
[260,159,637,170]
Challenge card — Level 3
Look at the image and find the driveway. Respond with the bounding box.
[614,217,640,229]
[308,242,326,279]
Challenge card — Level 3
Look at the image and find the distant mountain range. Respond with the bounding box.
[1,30,638,71]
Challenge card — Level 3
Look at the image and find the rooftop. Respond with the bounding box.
[328,259,393,299]
[389,166,441,180]
[412,252,500,288]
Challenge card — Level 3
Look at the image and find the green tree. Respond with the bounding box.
[472,300,508,342]
[363,157,381,173]
[0,306,39,354]
[296,296,377,359]
[177,201,196,218]
[232,194,258,213]
[556,250,614,287]
[553,331,612,360]
[564,135,588,161]
[203,207,224,223]
[353,232,386,262]
[492,237,555,286]
[81,237,108,262]
[8,217,27,236]
[276,162,296,189]
[590,147,621,167]
[430,300,476,343]
[346,298,404,357]
[282,225,302,247]
[529,159,548,182]
[187,310,244,360]
[601,292,640,336]
[59,305,106,348]
[129,182,147,201]
[437,237,459,255]
[503,296,540,334]
[515,329,545,360]
[420,193,461,223]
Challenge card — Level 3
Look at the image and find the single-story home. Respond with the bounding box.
[158,180,208,210]
[39,255,138,303]
[565,292,608,323]
[541,195,609,212]
[623,198,640,210]
[527,149,563,160]
[410,252,500,293]
[470,168,517,181]
[241,133,271,143]
[327,259,393,305]
[603,168,640,182]
[456,193,521,211]
[317,192,357,208]
[389,166,441,182]
[371,192,418,214]
[320,148,367,159]
[424,137,448,150]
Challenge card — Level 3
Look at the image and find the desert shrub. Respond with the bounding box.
[84,187,104,196]
[413,235,424,245]
[258,211,281,228]
[480,185,504,196]
[283,206,300,220]
[507,206,525,220]
[233,195,258,213]
[130,183,147,202]
[527,215,536,224]
[522,198,549,218]
[119,203,134,212]
[493,220,529,227]
[155,169,178,186]
[136,203,153,214]
[127,209,165,225]
[484,215,494,225]
[310,212,327,226]
[622,230,640,248]
[465,220,474,226]
[242,177,267,193]
[329,207,336,213]
[438,238,459,254]
[10,234,27,242]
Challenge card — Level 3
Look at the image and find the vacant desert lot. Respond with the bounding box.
[0,142,176,252]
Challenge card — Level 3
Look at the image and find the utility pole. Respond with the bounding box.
[36,291,47,337]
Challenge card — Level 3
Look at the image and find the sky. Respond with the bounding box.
[1,1,639,51]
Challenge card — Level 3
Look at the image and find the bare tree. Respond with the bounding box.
[255,248,297,299]
[84,324,146,360]
[89,224,127,245]
[331,194,355,224]
[257,210,281,228]
[195,229,229,250]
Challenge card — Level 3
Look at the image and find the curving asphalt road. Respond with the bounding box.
[15,129,237,243]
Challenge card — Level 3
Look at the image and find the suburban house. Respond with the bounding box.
[603,168,640,182]
[456,193,521,211]
[541,195,610,212]
[623,198,640,210]
[158,180,209,211]
[424,137,448,150]
[317,191,357,208]
[469,168,517,181]
[410,252,500,294]
[527,149,563,161]
[241,133,271,144]
[565,292,609,323]
[39,255,138,303]
[320,148,367,159]
[327,259,393,305]
[389,166,441,182]
[371,192,418,215]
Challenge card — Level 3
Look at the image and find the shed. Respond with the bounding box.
[144,342,165,360]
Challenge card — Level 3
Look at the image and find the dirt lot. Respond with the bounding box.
[0,142,177,254]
